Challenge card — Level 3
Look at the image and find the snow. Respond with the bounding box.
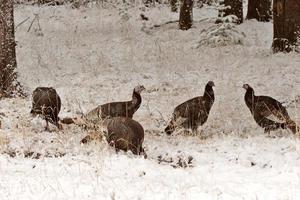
[195,22,246,48]
[0,3,300,199]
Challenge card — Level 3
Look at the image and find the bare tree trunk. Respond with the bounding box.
[0,0,17,97]
[170,0,178,12]
[221,0,243,24]
[179,0,193,30]
[247,0,272,22]
[272,0,300,52]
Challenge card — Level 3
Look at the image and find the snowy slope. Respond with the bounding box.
[0,3,300,200]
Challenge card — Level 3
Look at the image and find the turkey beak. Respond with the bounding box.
[242,84,247,90]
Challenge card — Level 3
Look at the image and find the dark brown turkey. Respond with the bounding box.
[83,85,145,123]
[31,87,62,130]
[105,117,146,157]
[165,81,215,135]
[243,84,298,134]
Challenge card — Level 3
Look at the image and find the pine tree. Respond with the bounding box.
[219,0,243,24]
[170,0,178,12]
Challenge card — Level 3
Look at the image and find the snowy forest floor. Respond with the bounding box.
[1,4,300,200]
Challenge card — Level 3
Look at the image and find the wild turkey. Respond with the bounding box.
[243,84,298,134]
[165,81,215,135]
[30,87,62,130]
[81,117,146,157]
[65,85,145,125]
[106,117,146,157]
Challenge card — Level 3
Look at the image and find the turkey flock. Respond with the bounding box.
[23,81,299,157]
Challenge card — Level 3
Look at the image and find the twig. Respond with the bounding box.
[15,17,30,30]
[150,18,210,29]
[27,15,37,32]
[155,109,167,124]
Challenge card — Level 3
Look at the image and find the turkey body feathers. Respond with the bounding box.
[84,88,143,123]
[85,99,137,122]
[243,84,298,134]
[165,81,215,135]
[106,117,145,156]
[31,87,61,128]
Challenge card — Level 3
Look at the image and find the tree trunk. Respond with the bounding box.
[170,0,178,12]
[179,0,193,30]
[222,0,243,24]
[247,0,272,22]
[272,0,300,52]
[0,0,17,97]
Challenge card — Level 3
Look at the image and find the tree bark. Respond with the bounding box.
[222,0,243,24]
[247,0,272,22]
[170,0,178,12]
[272,0,300,52]
[179,0,193,30]
[0,0,17,97]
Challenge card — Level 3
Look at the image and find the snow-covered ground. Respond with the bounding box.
[0,3,300,199]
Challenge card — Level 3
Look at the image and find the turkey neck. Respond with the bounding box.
[203,85,214,101]
[132,90,142,110]
[245,88,255,110]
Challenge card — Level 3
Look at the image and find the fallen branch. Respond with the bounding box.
[151,20,179,29]
[150,18,211,29]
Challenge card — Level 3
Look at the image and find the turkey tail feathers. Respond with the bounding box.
[285,120,299,134]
